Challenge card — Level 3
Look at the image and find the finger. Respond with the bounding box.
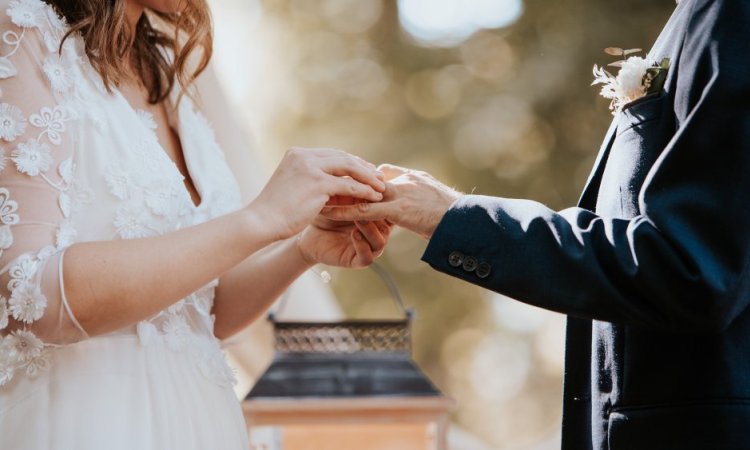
[373,219,393,237]
[345,167,386,192]
[355,221,387,254]
[328,177,384,203]
[311,148,377,170]
[377,164,409,182]
[330,150,378,172]
[287,147,381,181]
[351,229,375,267]
[321,157,386,192]
[297,147,379,174]
[321,201,393,222]
[325,196,363,207]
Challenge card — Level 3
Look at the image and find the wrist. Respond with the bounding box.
[423,192,462,240]
[294,232,317,268]
[238,207,278,248]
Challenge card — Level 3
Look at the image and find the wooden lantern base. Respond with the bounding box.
[244,397,455,450]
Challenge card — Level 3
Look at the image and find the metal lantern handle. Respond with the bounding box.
[270,262,409,321]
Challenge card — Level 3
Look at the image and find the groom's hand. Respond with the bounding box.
[321,164,462,239]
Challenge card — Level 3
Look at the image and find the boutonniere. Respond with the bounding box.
[592,47,670,114]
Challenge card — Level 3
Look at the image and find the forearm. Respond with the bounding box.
[212,237,313,339]
[423,195,744,332]
[63,209,273,336]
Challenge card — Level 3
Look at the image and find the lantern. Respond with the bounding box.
[243,264,454,450]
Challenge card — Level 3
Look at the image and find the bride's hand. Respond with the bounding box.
[321,164,461,239]
[297,216,392,268]
[248,147,385,242]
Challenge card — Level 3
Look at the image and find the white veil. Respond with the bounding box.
[193,64,343,395]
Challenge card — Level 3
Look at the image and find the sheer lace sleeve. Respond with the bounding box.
[0,1,87,383]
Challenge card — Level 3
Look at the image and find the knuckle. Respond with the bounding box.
[308,162,323,175]
[308,167,323,182]
[289,149,309,165]
[397,200,410,215]
[356,156,373,167]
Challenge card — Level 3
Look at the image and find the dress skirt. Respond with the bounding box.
[0,335,249,450]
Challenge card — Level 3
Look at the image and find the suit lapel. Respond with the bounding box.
[577,118,619,209]
[576,3,687,212]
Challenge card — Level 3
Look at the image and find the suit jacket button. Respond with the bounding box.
[462,256,478,272]
[448,251,464,267]
[476,262,492,279]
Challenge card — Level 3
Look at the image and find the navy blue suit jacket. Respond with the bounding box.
[422,1,750,448]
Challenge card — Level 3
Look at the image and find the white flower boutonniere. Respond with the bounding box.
[592,47,670,114]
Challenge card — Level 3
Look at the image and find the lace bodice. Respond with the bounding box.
[0,0,242,387]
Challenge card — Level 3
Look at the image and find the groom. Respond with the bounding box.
[324,0,750,449]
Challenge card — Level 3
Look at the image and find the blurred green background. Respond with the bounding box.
[209,0,676,447]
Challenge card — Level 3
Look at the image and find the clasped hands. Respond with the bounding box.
[250,147,461,271]
[320,164,462,240]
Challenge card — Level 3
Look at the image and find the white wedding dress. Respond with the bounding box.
[0,1,249,448]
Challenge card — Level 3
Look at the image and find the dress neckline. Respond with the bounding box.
[23,0,206,211]
[111,87,205,210]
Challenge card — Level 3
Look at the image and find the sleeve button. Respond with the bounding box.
[462,256,478,272]
[476,262,492,279]
[448,251,464,267]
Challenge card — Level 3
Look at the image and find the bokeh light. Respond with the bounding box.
[398,0,524,46]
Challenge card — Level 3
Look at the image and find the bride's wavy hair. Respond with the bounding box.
[47,0,212,104]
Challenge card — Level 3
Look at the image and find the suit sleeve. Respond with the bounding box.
[422,0,750,333]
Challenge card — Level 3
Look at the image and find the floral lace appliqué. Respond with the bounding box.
[113,202,158,239]
[11,138,53,176]
[134,279,235,387]
[0,102,26,141]
[0,245,59,386]
[7,0,45,29]
[42,54,76,94]
[30,105,71,145]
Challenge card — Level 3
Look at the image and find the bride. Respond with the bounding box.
[0,0,392,448]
